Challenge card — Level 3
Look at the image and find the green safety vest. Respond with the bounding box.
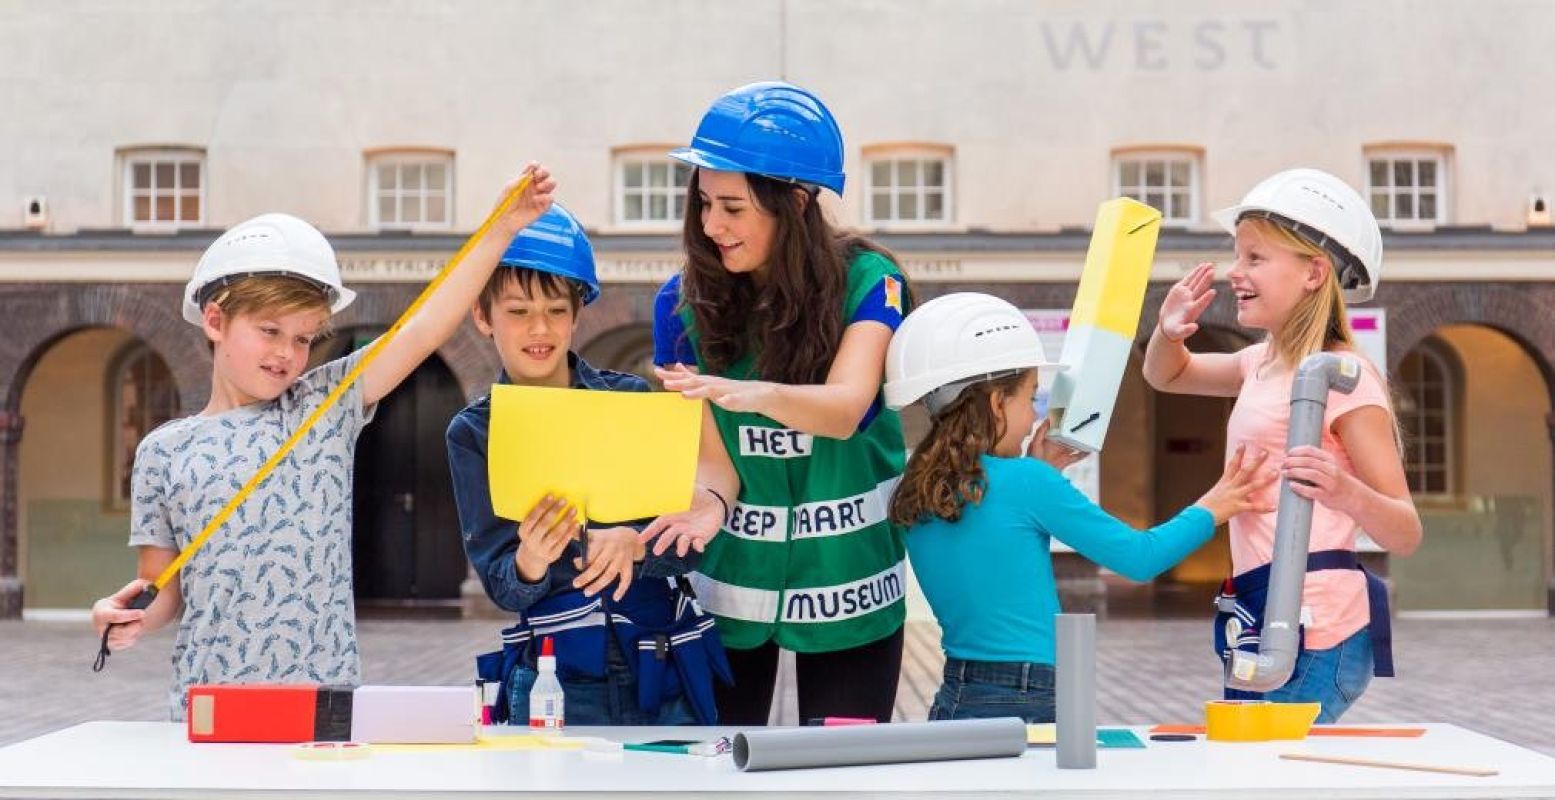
[683,251,909,653]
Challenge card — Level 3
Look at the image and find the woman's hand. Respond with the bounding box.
[655,364,778,414]
[639,486,727,558]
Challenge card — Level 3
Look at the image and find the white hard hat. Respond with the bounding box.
[1212,168,1383,303]
[884,292,1066,415]
[182,212,356,325]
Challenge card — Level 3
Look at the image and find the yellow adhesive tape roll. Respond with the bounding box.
[293,741,373,761]
[1204,700,1320,742]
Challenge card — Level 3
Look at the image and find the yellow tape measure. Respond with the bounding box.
[93,172,535,672]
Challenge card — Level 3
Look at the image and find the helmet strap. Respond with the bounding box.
[194,271,338,310]
[1239,210,1367,294]
[923,368,1025,417]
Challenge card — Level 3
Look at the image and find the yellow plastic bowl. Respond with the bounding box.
[1266,702,1321,739]
[1204,700,1269,741]
[1204,700,1319,741]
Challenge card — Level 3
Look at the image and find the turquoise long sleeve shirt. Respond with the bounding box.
[906,455,1214,664]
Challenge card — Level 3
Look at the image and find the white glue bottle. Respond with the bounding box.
[528,636,565,731]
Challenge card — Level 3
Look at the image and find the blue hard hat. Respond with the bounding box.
[669,81,846,196]
[498,203,600,306]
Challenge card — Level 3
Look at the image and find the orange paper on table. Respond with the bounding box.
[488,385,702,524]
[1150,724,1426,738]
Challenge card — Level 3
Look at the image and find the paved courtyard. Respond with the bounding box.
[3,616,1552,755]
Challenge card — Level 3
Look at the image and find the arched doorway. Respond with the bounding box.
[1135,325,1250,614]
[1391,326,1552,613]
[579,323,655,385]
[315,331,469,613]
[19,329,175,612]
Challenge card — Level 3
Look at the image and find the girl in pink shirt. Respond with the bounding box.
[1142,168,1422,722]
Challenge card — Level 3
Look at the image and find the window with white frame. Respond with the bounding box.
[865,151,952,225]
[109,342,179,507]
[1397,340,1456,496]
[615,157,691,226]
[368,152,454,230]
[1367,151,1447,225]
[122,148,205,228]
[1114,153,1199,225]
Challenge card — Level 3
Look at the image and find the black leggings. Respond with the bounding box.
[714,627,904,725]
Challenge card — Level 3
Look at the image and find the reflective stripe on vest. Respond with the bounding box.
[724,477,900,544]
[792,476,898,540]
[690,560,906,625]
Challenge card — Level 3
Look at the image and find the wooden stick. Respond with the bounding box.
[1280,753,1498,777]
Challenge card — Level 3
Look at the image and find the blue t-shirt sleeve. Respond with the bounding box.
[653,274,698,367]
[1017,459,1215,582]
[849,272,908,331]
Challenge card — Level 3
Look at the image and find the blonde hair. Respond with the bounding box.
[1245,217,1405,454]
[204,275,334,335]
[1245,217,1355,371]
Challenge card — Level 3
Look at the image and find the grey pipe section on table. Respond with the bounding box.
[1224,352,1361,692]
[731,718,1027,771]
[1056,613,1097,769]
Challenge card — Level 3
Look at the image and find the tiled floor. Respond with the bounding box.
[4,616,1552,756]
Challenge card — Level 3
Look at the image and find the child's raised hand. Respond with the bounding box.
[514,493,581,582]
[1158,262,1217,343]
[1026,418,1087,470]
[91,579,151,652]
[493,162,557,236]
[1195,443,1278,525]
[572,527,642,601]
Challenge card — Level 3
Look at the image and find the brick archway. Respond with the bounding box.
[1380,283,1555,615]
[0,284,209,616]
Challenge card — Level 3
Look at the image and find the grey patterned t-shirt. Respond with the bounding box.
[128,353,375,720]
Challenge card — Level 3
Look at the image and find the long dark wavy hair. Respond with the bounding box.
[888,371,1031,525]
[678,170,902,384]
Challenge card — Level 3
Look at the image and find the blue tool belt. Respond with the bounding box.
[475,577,733,724]
[1212,549,1394,678]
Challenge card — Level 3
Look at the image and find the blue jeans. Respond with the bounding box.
[1224,627,1373,723]
[507,645,698,727]
[928,658,1055,723]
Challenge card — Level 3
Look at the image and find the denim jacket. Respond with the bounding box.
[446,352,698,613]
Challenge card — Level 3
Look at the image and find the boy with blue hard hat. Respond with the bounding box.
[447,203,731,725]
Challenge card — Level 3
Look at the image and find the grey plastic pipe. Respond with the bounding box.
[731,718,1027,772]
[1224,352,1361,692]
[1056,613,1096,769]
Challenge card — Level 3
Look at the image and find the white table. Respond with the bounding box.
[2,722,1554,798]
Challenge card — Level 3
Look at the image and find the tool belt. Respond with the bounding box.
[1213,548,1394,678]
[476,576,733,724]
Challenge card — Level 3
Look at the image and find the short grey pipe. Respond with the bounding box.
[1056,613,1096,769]
[1224,352,1361,692]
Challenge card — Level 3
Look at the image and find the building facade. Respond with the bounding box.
[3,1,1552,618]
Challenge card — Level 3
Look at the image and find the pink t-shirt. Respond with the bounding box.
[1225,343,1391,650]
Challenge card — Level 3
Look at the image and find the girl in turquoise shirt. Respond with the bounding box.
[883,292,1276,722]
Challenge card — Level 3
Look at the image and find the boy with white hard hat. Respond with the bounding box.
[90,166,555,720]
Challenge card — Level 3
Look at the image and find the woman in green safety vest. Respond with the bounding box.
[640,81,912,724]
